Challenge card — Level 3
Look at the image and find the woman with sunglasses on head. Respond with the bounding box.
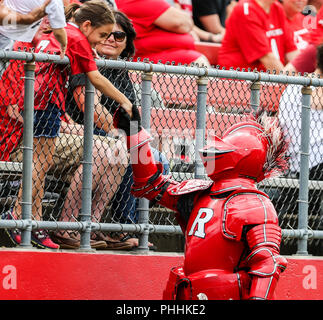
[64,10,169,249]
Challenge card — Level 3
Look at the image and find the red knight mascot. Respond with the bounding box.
[114,105,288,300]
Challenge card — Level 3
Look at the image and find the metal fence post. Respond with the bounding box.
[20,61,36,248]
[296,85,312,255]
[79,77,94,251]
[136,72,153,251]
[250,81,261,114]
[195,76,208,179]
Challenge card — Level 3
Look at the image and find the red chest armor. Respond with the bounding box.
[183,188,278,275]
[184,193,245,275]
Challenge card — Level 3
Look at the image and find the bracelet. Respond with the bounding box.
[208,33,213,42]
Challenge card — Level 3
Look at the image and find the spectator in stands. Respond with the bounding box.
[63,10,169,249]
[0,0,50,28]
[281,0,310,50]
[115,0,210,66]
[279,44,323,181]
[218,0,299,73]
[191,0,237,37]
[278,44,323,247]
[0,44,128,251]
[284,4,323,74]
[173,0,223,43]
[0,0,133,249]
[0,0,67,59]
[0,0,66,79]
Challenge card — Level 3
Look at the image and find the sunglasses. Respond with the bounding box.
[107,31,126,42]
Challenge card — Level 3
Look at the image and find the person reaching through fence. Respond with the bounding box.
[0,0,133,249]
[62,9,169,249]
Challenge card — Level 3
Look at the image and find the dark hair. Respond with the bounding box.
[317,44,323,73]
[65,0,115,28]
[80,0,115,5]
[114,10,136,59]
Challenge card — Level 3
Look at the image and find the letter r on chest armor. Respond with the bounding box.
[188,208,213,238]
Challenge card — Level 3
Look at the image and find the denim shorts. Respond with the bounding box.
[33,103,62,138]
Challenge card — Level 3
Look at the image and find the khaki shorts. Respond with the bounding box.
[9,133,117,183]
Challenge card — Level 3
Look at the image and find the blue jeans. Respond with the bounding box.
[33,104,62,138]
[111,147,170,224]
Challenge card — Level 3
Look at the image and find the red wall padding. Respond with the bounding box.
[0,250,322,300]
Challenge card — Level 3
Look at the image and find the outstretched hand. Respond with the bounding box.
[113,105,142,136]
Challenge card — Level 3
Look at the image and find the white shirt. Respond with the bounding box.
[106,0,117,9]
[0,0,66,42]
[279,85,323,173]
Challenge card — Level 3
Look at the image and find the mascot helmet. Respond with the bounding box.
[200,113,288,183]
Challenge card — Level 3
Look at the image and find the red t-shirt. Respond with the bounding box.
[290,7,323,73]
[218,0,297,71]
[0,42,31,161]
[26,23,98,111]
[306,6,323,45]
[286,12,310,50]
[115,0,202,64]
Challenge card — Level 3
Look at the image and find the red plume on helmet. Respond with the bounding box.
[200,111,289,183]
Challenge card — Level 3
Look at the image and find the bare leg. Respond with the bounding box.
[59,138,128,222]
[14,136,56,220]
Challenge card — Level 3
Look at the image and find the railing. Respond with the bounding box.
[0,49,322,254]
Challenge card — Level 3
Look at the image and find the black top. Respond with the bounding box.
[66,66,137,130]
[192,0,232,30]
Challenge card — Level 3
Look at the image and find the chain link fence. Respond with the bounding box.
[0,48,322,254]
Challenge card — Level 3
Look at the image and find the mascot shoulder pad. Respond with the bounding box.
[168,179,213,196]
[221,190,278,241]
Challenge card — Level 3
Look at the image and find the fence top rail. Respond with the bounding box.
[1,49,323,87]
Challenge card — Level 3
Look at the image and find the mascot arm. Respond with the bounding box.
[113,106,211,230]
[244,224,288,300]
[127,126,182,212]
[113,105,183,212]
[126,128,211,230]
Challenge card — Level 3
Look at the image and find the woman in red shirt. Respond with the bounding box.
[115,0,210,66]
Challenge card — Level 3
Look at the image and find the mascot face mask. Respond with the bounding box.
[200,121,274,183]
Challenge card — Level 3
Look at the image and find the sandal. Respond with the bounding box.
[50,231,107,250]
[92,232,134,250]
[119,233,157,251]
